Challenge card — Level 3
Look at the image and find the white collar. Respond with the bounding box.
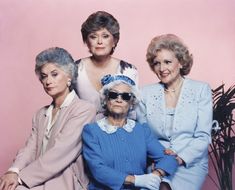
[97,117,136,134]
[46,90,76,116]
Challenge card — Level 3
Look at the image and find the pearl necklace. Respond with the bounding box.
[164,78,184,93]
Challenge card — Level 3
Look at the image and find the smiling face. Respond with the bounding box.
[152,49,183,87]
[39,63,71,99]
[106,83,133,118]
[86,28,116,57]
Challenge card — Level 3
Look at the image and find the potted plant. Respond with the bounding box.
[209,84,235,190]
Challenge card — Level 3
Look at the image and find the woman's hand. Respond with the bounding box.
[0,171,19,190]
[164,149,176,155]
[164,149,185,166]
[175,156,185,166]
[134,173,161,190]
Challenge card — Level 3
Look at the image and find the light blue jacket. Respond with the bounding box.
[137,78,213,169]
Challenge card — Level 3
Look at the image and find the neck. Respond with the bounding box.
[90,55,112,68]
[164,76,184,93]
[107,115,126,127]
[52,89,70,108]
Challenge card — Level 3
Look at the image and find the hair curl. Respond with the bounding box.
[35,47,78,93]
[146,34,193,76]
[100,80,140,117]
[81,11,120,54]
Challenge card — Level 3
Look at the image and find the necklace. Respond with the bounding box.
[53,106,60,112]
[164,78,184,93]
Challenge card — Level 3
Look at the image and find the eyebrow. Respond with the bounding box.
[40,69,57,75]
[109,89,131,93]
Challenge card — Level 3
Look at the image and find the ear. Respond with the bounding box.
[129,98,135,110]
[180,63,183,69]
[101,101,107,109]
[113,38,118,47]
[67,78,72,87]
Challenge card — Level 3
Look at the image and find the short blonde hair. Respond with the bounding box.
[146,34,193,76]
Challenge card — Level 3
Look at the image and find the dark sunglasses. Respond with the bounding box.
[107,91,133,101]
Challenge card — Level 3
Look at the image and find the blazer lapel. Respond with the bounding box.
[45,97,78,150]
[45,108,66,150]
[155,83,166,135]
[172,78,188,136]
[36,108,50,157]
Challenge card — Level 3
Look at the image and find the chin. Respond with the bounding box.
[94,51,110,56]
[111,109,123,114]
[160,78,171,84]
[46,91,58,98]
[108,110,126,119]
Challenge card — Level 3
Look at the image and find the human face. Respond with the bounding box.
[86,28,116,57]
[152,49,182,87]
[39,63,71,99]
[107,91,133,102]
[106,83,133,118]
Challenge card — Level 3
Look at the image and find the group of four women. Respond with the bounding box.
[0,11,212,190]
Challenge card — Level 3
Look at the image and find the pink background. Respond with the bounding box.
[0,0,234,189]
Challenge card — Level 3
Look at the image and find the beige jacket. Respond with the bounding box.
[12,95,96,190]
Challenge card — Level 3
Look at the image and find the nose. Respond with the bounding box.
[159,63,166,71]
[97,36,103,44]
[45,76,52,86]
[115,95,123,102]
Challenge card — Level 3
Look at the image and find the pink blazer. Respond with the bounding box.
[11,95,96,190]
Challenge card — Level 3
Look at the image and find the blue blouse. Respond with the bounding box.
[82,119,178,190]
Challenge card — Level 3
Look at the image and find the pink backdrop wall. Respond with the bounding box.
[0,0,234,189]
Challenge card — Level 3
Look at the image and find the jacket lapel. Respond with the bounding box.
[154,83,166,135]
[36,108,50,157]
[45,96,78,150]
[171,78,188,138]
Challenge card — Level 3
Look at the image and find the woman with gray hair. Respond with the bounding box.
[82,74,178,190]
[0,47,96,190]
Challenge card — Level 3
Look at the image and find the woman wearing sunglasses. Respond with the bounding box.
[82,74,178,190]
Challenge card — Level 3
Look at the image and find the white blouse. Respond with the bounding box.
[41,90,76,154]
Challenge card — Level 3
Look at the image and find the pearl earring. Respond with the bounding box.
[67,80,71,87]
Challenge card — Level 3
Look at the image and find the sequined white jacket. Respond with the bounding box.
[136,78,213,168]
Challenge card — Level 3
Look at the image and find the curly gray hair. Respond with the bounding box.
[35,47,78,93]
